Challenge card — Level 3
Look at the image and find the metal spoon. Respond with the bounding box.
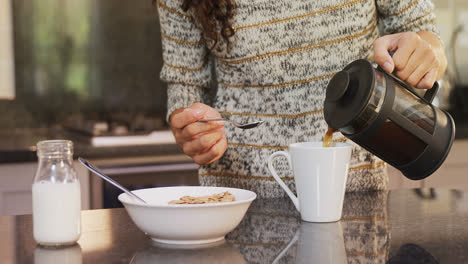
[78,157,147,204]
[198,118,264,129]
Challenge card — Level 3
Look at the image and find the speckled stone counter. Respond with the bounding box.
[1,188,467,263]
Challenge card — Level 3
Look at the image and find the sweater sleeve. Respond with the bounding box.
[375,0,439,36]
[157,0,212,121]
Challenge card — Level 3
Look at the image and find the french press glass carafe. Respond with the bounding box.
[324,59,455,180]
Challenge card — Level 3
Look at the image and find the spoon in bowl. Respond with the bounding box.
[78,157,147,204]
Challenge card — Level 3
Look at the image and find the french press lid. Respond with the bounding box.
[324,60,375,130]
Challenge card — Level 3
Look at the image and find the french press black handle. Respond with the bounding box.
[377,65,439,103]
[422,81,439,103]
[378,50,439,103]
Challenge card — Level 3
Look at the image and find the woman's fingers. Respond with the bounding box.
[391,32,419,72]
[182,128,224,156]
[170,108,205,129]
[396,45,435,86]
[373,32,442,89]
[169,103,227,165]
[417,67,438,89]
[192,135,228,165]
[180,121,225,141]
[373,33,399,72]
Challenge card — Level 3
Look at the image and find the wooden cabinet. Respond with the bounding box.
[0,161,90,216]
[388,140,468,191]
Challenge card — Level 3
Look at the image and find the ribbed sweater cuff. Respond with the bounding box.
[166,83,204,122]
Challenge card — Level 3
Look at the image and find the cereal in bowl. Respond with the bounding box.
[168,191,235,204]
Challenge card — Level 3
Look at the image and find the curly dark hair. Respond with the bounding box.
[182,0,235,48]
[155,0,236,49]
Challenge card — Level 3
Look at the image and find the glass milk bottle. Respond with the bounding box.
[32,140,81,246]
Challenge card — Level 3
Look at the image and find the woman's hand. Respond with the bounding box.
[373,31,447,89]
[169,103,227,165]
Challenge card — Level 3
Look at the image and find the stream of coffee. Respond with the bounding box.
[323,127,336,147]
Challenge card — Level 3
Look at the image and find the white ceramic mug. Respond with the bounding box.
[268,142,352,222]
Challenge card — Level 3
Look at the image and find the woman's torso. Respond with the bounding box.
[198,0,387,198]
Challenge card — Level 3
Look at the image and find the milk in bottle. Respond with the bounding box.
[32,140,81,246]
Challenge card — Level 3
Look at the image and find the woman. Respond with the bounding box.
[157,0,447,197]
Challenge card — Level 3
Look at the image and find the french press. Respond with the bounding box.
[324,59,455,180]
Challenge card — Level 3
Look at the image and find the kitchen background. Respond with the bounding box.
[0,0,467,215]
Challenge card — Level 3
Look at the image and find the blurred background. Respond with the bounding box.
[0,0,467,215]
[1,0,467,134]
[1,0,167,133]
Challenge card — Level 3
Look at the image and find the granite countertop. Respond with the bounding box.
[0,128,184,163]
[1,188,467,263]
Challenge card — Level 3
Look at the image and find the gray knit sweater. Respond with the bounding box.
[157,0,439,198]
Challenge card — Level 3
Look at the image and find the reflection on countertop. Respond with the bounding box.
[2,189,468,263]
[131,240,246,264]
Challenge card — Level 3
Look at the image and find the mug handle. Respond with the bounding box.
[268,151,300,211]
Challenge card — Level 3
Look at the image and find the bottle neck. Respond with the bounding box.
[34,140,76,183]
[35,154,77,183]
[37,154,74,164]
[36,140,73,162]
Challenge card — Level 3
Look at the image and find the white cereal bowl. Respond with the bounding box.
[118,186,257,245]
